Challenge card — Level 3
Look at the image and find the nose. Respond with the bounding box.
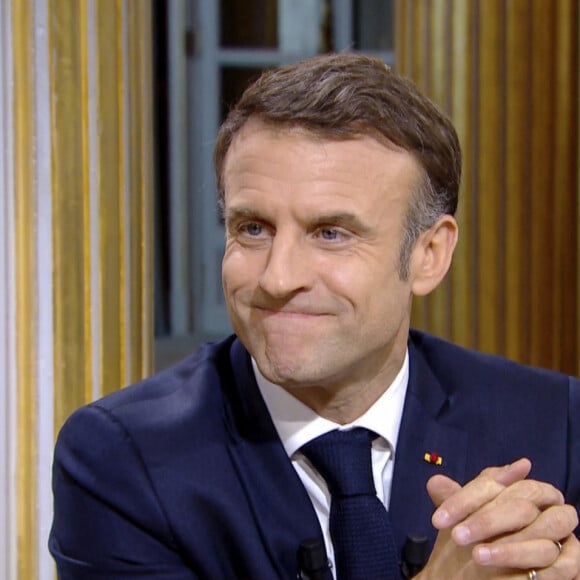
[258,233,313,298]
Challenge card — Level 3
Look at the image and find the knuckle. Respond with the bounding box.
[521,479,544,498]
[479,465,499,477]
[468,498,537,537]
[560,505,579,529]
[469,510,496,534]
[506,497,540,522]
[569,505,580,528]
[510,479,563,505]
[543,505,578,537]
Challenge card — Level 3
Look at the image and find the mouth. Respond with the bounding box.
[253,306,327,319]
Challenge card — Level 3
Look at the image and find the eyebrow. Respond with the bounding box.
[224,207,371,234]
[224,206,262,226]
[310,212,371,234]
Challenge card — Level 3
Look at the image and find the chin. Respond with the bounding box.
[261,359,302,383]
[242,331,324,380]
[261,356,328,388]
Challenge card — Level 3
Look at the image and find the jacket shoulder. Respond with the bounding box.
[58,335,243,455]
[95,335,236,409]
[409,328,574,392]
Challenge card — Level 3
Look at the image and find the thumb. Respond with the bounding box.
[481,457,531,486]
[426,458,531,509]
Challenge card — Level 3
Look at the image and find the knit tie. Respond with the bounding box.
[302,428,399,580]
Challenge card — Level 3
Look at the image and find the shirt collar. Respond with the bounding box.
[254,350,409,458]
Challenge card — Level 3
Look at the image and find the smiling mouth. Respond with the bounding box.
[254,306,326,318]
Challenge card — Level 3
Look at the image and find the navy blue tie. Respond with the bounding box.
[302,428,399,580]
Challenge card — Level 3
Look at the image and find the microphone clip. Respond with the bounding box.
[297,538,330,580]
[401,534,429,578]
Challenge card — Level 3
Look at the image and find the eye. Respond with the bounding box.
[321,228,339,240]
[316,227,347,242]
[240,222,264,237]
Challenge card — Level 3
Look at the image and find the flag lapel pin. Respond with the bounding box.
[424,451,443,466]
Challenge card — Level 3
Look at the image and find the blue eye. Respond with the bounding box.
[320,228,341,240]
[242,222,263,236]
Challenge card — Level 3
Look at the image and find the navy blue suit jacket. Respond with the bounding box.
[49,330,580,579]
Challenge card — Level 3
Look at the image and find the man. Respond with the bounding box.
[50,53,580,579]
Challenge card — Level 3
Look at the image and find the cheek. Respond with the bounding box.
[222,252,240,294]
[323,256,394,299]
[339,262,409,321]
[222,249,260,293]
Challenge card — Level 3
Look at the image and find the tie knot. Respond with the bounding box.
[302,428,376,497]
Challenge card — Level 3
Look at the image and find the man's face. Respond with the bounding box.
[222,120,424,400]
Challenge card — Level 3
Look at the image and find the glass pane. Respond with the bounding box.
[220,66,267,121]
[278,0,329,53]
[353,0,394,51]
[220,0,278,48]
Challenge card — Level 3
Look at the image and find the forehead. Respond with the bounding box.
[223,119,422,199]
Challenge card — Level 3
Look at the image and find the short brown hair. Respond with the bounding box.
[214,52,461,278]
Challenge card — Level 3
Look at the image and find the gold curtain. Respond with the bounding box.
[397,0,579,375]
[9,0,154,577]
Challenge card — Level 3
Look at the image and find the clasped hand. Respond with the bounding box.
[415,458,580,580]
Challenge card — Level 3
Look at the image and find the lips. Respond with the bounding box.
[253,305,327,318]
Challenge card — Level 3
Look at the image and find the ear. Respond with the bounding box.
[410,215,458,296]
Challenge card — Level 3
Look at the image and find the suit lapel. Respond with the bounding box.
[220,335,469,574]
[222,339,332,580]
[389,338,468,554]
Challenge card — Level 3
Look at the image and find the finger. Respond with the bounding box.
[482,457,532,487]
[522,535,580,580]
[472,538,563,568]
[558,534,580,580]
[451,487,569,546]
[432,477,504,529]
[451,496,540,546]
[474,535,580,580]
[550,535,580,580]
[546,535,580,580]
[432,459,531,530]
[427,474,462,508]
[498,479,565,510]
[489,504,578,547]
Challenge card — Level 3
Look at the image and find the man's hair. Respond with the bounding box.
[214,52,461,279]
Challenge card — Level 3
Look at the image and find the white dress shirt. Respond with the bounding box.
[253,351,409,576]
